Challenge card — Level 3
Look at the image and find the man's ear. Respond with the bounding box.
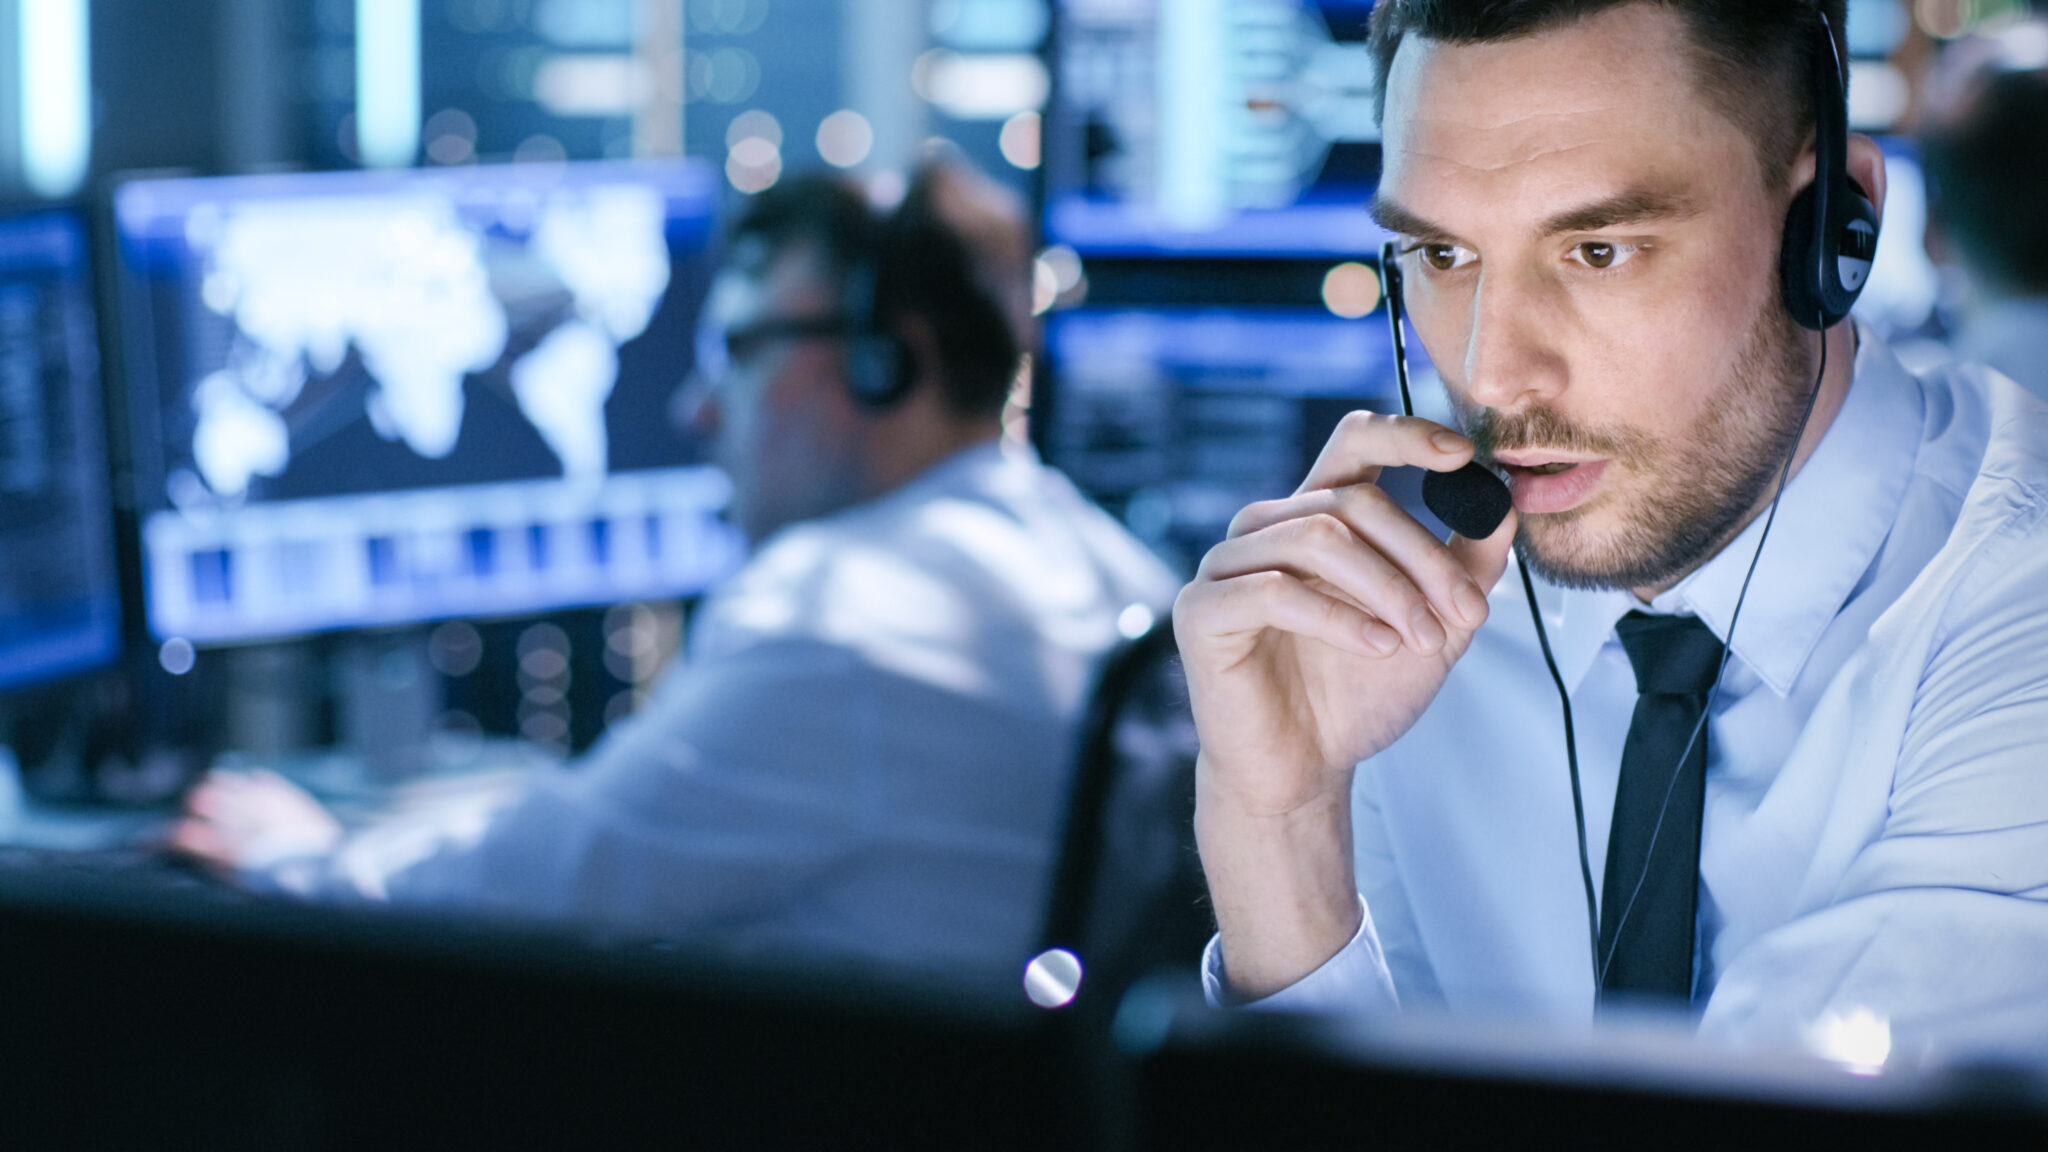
[1922,209,1953,267]
[894,314,943,401]
[1846,133,1889,228]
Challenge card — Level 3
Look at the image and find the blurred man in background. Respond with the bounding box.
[1918,16,2048,399]
[173,155,1179,980]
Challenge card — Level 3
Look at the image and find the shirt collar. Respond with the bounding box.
[1546,327,1925,696]
[869,436,1018,507]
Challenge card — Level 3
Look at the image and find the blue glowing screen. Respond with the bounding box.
[113,160,743,643]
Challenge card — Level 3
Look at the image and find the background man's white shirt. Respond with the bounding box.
[1207,332,2048,1059]
[292,441,1180,978]
[1956,297,2048,404]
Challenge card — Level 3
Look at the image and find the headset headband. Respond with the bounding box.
[1809,11,1847,309]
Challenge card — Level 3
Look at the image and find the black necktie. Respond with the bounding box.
[1597,610,1726,1007]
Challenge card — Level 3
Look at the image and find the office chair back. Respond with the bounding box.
[1041,617,1212,1011]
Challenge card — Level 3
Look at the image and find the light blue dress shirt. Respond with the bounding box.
[1207,331,2048,1059]
[286,441,1181,978]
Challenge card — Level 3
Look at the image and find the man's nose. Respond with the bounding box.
[1460,267,1568,413]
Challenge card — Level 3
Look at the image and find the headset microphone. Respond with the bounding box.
[1380,240,1515,540]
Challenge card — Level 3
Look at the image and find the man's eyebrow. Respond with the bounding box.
[1369,187,1702,246]
[1538,187,1700,236]
[1368,195,1460,244]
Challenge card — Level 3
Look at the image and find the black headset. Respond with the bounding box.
[1780,12,1880,331]
[1376,9,1875,997]
[684,197,922,412]
[843,165,1022,412]
[839,251,919,409]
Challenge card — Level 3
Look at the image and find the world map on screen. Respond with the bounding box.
[185,183,671,501]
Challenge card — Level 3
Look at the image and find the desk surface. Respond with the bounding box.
[0,737,559,854]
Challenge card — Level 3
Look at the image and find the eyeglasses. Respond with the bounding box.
[677,312,856,426]
[716,314,853,373]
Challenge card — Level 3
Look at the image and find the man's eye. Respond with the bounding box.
[724,333,763,365]
[1572,241,1639,270]
[1420,244,1471,272]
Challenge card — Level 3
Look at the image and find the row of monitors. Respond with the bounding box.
[1043,0,1387,258]
[0,159,742,695]
[5,155,1417,701]
[1039,0,1939,260]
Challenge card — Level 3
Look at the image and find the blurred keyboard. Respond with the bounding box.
[0,843,252,905]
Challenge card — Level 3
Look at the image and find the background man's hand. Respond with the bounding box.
[169,768,343,875]
[1175,412,1517,998]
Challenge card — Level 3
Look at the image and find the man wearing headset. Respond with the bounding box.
[1181,0,2048,1053]
[174,156,1177,979]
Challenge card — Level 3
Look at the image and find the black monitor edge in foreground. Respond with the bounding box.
[1125,982,2048,1149]
[0,865,1089,1148]
[0,864,2042,1148]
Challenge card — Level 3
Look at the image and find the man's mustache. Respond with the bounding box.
[1460,404,1651,469]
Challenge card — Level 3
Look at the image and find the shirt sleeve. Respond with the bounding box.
[1701,495,2048,1058]
[1200,895,1401,1014]
[317,639,889,935]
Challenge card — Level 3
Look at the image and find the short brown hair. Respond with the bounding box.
[727,160,1025,418]
[1367,0,1849,187]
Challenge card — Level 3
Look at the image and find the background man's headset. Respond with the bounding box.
[838,249,919,409]
[687,198,920,412]
[839,167,1027,412]
[699,165,1018,415]
[1377,10,1876,995]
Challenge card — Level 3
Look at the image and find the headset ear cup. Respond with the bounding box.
[1779,182,1826,331]
[1778,178,1880,332]
[887,332,917,400]
[1830,183,1879,313]
[844,334,885,405]
[845,332,913,409]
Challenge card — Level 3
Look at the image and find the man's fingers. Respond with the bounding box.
[1322,483,1491,633]
[1295,410,1474,496]
[182,773,237,819]
[167,819,229,863]
[249,767,296,791]
[1216,486,1492,641]
[1447,506,1520,597]
[1179,570,1402,659]
[166,821,243,879]
[1200,513,1458,654]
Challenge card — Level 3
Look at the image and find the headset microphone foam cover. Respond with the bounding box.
[1424,463,1514,540]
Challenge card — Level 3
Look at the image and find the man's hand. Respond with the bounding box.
[1176,412,1518,999]
[169,768,344,875]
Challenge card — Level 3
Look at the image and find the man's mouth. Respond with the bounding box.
[1490,455,1609,514]
[1491,451,1592,474]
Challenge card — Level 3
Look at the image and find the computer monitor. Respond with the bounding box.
[1042,303,1431,572]
[1043,0,1387,257]
[0,209,122,692]
[110,159,742,645]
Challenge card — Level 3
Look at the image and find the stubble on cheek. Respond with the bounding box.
[1458,296,1812,593]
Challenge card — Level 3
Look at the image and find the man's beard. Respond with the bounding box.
[1454,299,1815,592]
